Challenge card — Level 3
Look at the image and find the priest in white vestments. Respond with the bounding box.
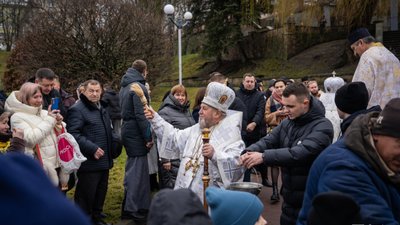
[145,82,245,202]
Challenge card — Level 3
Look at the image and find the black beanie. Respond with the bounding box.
[147,188,212,225]
[308,191,361,225]
[347,28,372,45]
[371,98,400,138]
[335,82,369,114]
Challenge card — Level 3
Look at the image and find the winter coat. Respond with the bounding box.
[265,95,286,129]
[5,91,62,186]
[297,112,400,225]
[158,94,195,130]
[247,96,333,225]
[60,89,76,111]
[0,153,92,225]
[339,105,381,137]
[102,89,122,120]
[42,89,67,119]
[157,94,196,188]
[119,67,151,157]
[0,134,25,154]
[229,97,248,137]
[192,106,200,123]
[236,84,266,145]
[67,94,115,172]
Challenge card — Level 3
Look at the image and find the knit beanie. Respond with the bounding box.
[335,82,369,114]
[347,28,372,45]
[147,188,212,225]
[371,98,400,138]
[308,191,361,225]
[206,187,264,225]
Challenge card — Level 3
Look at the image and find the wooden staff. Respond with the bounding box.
[202,128,211,210]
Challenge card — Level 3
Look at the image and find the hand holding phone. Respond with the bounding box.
[51,97,60,110]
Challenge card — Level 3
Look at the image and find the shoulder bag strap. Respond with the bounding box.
[34,144,43,167]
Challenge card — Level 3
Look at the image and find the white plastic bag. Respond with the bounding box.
[56,131,87,174]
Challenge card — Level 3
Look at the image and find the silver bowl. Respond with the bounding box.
[227,182,263,196]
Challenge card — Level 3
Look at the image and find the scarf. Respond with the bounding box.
[272,91,283,105]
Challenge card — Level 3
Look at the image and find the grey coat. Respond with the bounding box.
[158,94,195,130]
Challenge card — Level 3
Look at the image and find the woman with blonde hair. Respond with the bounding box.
[5,82,67,188]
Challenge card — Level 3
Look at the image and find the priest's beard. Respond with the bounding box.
[199,118,211,129]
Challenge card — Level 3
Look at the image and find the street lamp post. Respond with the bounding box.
[164,4,192,85]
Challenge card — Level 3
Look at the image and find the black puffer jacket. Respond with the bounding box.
[340,105,381,136]
[229,96,248,137]
[247,97,333,225]
[42,89,67,119]
[158,94,195,129]
[119,68,151,157]
[102,89,122,120]
[67,94,115,172]
[236,84,266,145]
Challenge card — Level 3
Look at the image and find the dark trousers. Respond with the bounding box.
[74,170,109,221]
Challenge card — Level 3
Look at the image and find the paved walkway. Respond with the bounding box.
[259,183,283,225]
[116,175,283,225]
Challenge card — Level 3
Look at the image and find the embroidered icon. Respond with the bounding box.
[219,95,228,104]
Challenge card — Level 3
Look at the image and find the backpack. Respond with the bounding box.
[55,127,87,174]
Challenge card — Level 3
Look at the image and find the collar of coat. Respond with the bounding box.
[79,93,107,110]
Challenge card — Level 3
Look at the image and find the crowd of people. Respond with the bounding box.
[0,27,399,225]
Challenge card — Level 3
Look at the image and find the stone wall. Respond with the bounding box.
[222,25,348,61]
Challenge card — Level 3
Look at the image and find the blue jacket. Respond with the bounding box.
[297,114,400,225]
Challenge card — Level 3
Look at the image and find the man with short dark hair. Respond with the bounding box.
[35,68,67,118]
[119,59,152,222]
[297,98,400,224]
[67,80,118,225]
[240,83,333,225]
[236,73,269,185]
[349,28,400,108]
[236,73,266,147]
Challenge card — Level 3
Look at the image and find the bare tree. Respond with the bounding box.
[3,0,171,92]
[0,0,32,51]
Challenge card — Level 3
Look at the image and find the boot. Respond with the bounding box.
[270,184,280,203]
